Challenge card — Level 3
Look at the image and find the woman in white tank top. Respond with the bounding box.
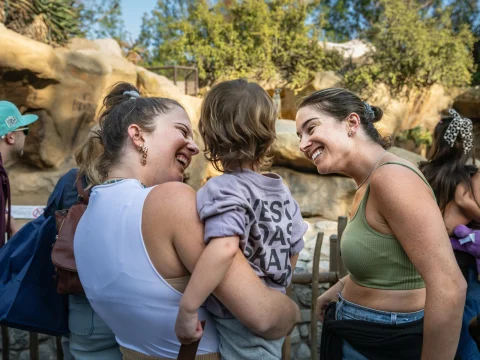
[74,82,300,359]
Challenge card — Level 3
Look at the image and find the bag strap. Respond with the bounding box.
[75,178,89,205]
[177,321,205,360]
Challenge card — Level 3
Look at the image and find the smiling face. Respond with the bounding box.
[295,106,352,175]
[142,106,199,184]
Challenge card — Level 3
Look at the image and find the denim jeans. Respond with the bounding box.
[458,266,480,360]
[68,295,122,360]
[213,316,284,359]
[335,294,424,360]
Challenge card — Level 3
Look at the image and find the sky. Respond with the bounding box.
[121,0,158,41]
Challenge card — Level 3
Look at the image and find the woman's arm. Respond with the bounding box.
[212,251,300,339]
[371,166,467,360]
[163,183,300,339]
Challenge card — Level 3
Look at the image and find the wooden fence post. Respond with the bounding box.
[329,234,339,288]
[310,232,324,360]
[282,285,293,360]
[29,332,38,360]
[56,336,64,360]
[2,326,9,360]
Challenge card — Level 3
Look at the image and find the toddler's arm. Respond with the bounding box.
[175,235,239,344]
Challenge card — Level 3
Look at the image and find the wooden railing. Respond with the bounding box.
[282,215,348,360]
[0,329,63,360]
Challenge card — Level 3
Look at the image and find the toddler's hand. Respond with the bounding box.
[175,307,204,344]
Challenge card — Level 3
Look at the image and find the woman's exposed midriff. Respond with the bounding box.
[342,277,426,313]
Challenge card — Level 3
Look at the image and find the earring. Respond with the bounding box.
[138,144,148,165]
[348,130,353,137]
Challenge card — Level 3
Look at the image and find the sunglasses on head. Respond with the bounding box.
[13,127,29,136]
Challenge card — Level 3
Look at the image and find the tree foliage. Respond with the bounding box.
[342,0,476,94]
[315,0,478,91]
[139,0,343,88]
[0,0,129,45]
[2,0,477,92]
[1,0,84,45]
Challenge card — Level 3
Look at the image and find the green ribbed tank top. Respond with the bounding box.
[340,161,432,290]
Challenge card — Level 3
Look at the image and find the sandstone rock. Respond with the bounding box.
[272,166,356,220]
[269,68,458,136]
[67,37,100,52]
[453,87,480,120]
[0,27,206,201]
[388,146,426,166]
[367,83,459,135]
[296,71,343,102]
[93,39,124,58]
[22,110,67,169]
[68,38,124,59]
[0,25,137,169]
[8,160,76,206]
[271,119,316,172]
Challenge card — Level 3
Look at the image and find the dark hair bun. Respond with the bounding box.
[103,82,141,110]
[371,106,383,123]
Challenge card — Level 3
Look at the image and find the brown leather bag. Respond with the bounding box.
[51,179,88,295]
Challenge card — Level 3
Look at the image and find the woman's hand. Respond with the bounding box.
[316,278,345,322]
[175,307,204,344]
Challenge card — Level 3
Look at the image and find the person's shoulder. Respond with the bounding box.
[148,181,196,204]
[144,182,198,224]
[370,157,431,200]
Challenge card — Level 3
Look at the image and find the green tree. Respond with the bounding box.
[1,0,84,45]
[314,0,478,89]
[343,0,476,94]
[1,0,130,45]
[140,0,342,88]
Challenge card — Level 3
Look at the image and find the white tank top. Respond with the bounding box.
[74,179,219,358]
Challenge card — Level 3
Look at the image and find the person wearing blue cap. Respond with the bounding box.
[0,101,38,247]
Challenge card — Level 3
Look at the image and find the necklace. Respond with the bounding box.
[101,178,147,188]
[356,149,387,190]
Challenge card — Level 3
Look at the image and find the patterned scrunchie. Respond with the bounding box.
[444,109,473,154]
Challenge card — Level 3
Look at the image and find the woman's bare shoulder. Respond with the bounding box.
[143,182,198,225]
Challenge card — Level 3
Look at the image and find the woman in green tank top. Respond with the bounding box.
[295,88,466,360]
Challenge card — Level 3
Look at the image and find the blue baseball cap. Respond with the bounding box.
[0,101,38,137]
